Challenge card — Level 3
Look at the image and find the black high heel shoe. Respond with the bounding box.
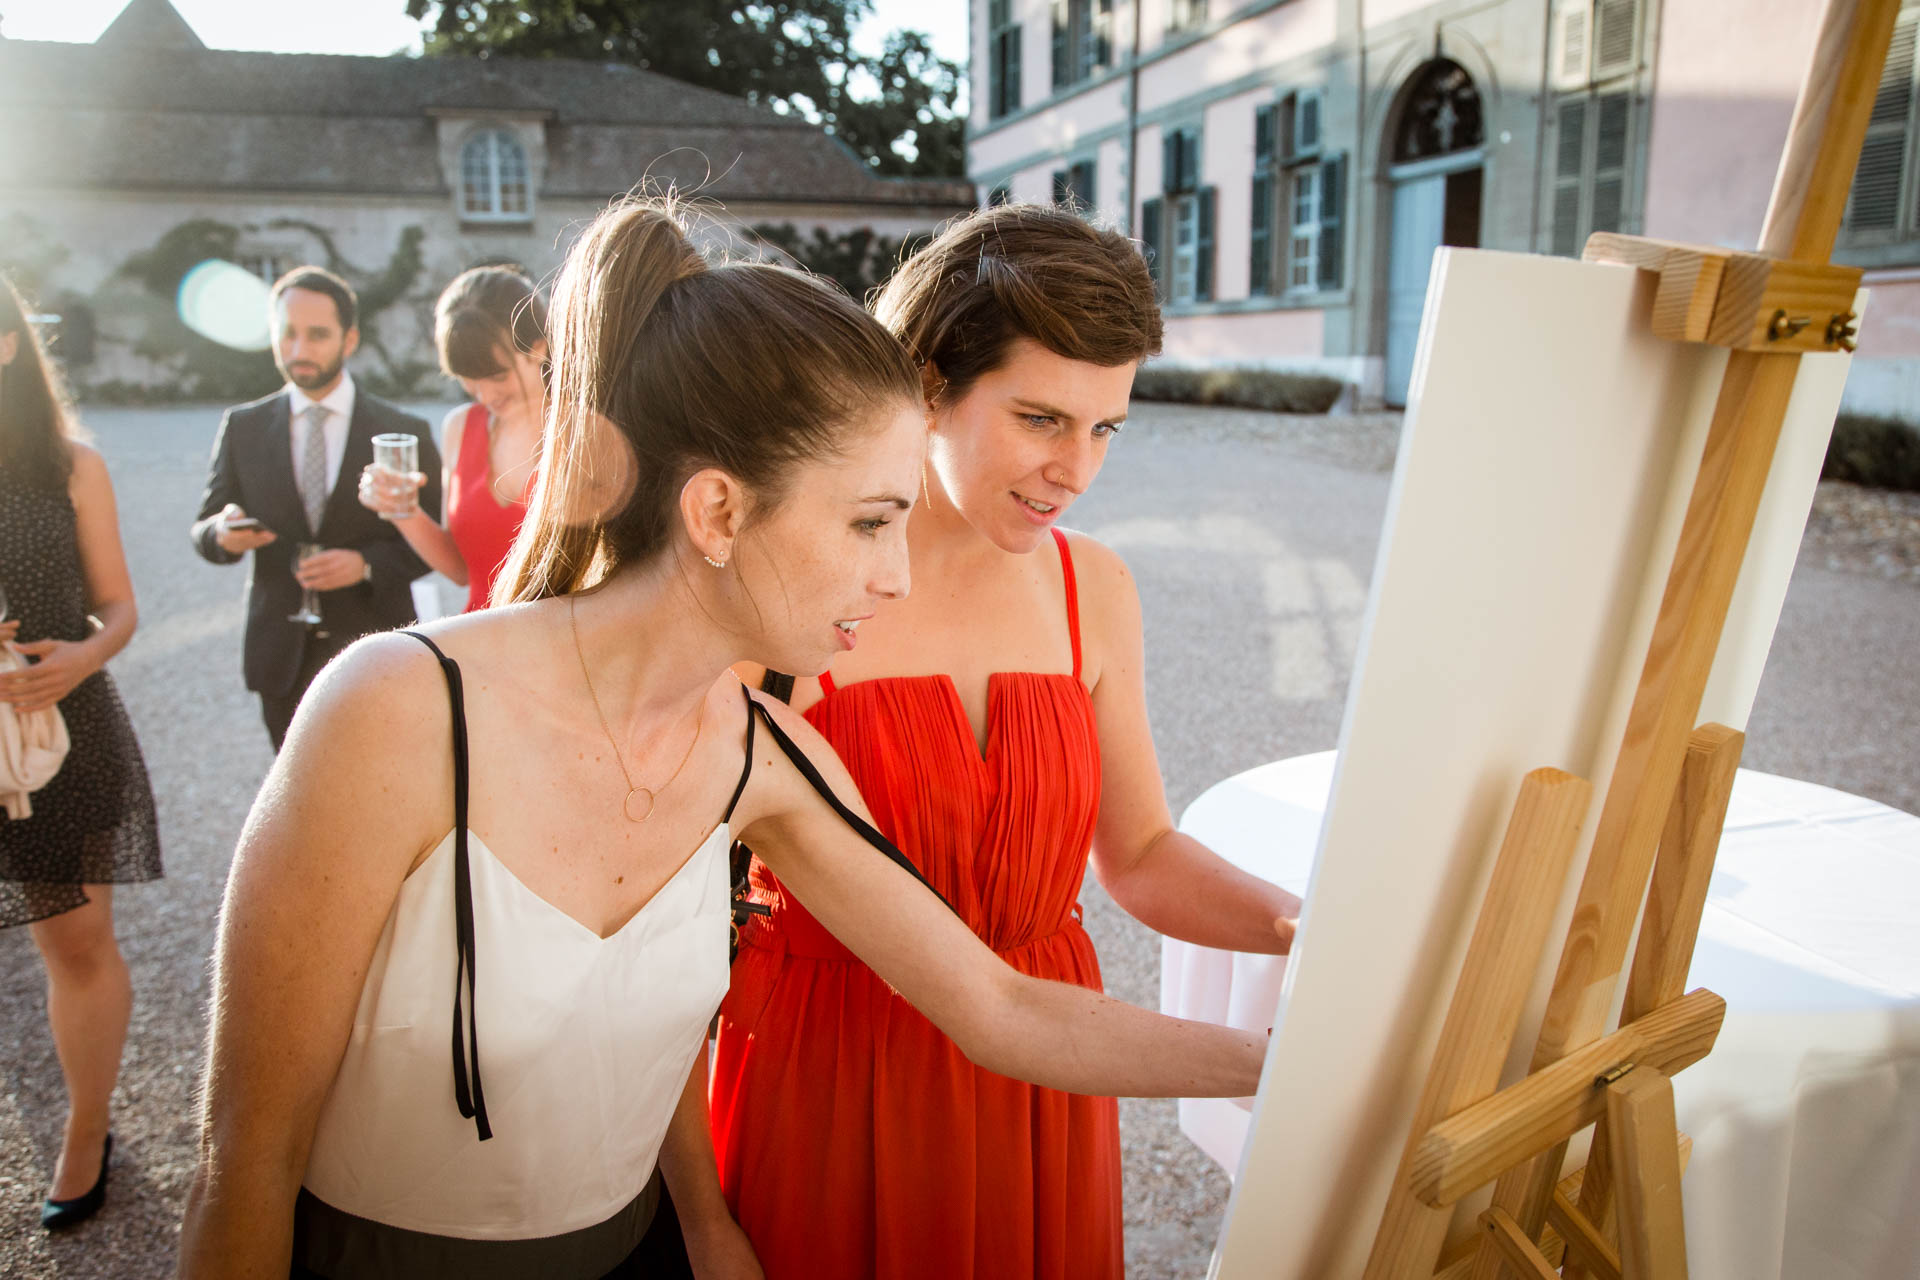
[41,1133,110,1231]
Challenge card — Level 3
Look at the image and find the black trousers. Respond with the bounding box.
[259,636,346,752]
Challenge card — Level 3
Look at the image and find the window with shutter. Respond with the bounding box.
[1074,160,1097,209]
[1052,0,1111,92]
[1553,4,1589,90]
[989,0,1022,120]
[1844,13,1917,235]
[461,129,532,221]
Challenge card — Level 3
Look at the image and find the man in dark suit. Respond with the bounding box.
[190,266,444,750]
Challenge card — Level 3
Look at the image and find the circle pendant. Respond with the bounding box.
[623,787,656,823]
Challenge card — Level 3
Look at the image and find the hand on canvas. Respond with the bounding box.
[0,637,100,712]
[295,548,368,592]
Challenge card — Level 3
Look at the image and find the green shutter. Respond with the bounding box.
[1250,173,1273,296]
[1196,186,1217,302]
[1317,154,1345,292]
[1141,197,1166,300]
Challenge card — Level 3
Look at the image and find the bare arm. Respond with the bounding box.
[178,638,449,1278]
[736,694,1264,1099]
[0,445,140,712]
[1077,535,1300,954]
[656,1045,762,1280]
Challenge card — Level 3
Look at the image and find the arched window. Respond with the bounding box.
[1392,60,1485,165]
[461,129,531,221]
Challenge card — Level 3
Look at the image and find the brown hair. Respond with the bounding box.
[269,265,357,332]
[0,274,86,492]
[499,196,920,603]
[435,266,549,381]
[872,203,1162,407]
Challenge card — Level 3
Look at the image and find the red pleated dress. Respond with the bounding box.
[711,528,1123,1280]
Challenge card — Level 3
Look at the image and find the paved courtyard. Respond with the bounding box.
[1,401,1914,1277]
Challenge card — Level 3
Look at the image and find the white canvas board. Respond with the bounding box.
[1210,248,1859,1278]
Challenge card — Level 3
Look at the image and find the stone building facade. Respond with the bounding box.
[967,0,1920,418]
[0,0,973,400]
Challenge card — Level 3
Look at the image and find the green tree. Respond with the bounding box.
[403,0,965,177]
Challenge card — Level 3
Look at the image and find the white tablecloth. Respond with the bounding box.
[1164,752,1920,1279]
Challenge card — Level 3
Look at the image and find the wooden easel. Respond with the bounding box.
[1357,0,1898,1275]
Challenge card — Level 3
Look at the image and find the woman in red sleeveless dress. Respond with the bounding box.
[712,206,1304,1278]
[359,268,543,610]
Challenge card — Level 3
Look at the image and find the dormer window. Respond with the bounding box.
[461,129,531,221]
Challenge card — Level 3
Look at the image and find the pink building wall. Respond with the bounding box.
[1135,1,1337,116]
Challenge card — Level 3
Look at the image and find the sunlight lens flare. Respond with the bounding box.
[177,260,271,351]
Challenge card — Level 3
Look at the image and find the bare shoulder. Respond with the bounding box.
[289,630,452,763]
[1058,528,1142,624]
[65,439,109,487]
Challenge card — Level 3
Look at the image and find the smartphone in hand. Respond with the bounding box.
[225,516,265,531]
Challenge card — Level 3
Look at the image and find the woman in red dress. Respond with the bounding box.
[712,205,1304,1278]
[359,268,544,610]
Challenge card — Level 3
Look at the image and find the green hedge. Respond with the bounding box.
[1131,366,1346,414]
[1823,413,1920,492]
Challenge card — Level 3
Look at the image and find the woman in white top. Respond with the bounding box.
[177,198,1267,1280]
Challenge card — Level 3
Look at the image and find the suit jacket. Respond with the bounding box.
[190,387,445,697]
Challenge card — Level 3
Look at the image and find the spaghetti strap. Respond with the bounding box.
[399,630,492,1143]
[817,670,839,698]
[1051,527,1082,681]
[746,698,953,913]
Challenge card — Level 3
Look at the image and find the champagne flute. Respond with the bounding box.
[289,544,324,626]
[371,433,421,520]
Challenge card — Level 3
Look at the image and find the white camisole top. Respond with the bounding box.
[301,820,733,1240]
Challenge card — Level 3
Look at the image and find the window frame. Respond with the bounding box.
[1052,0,1113,94]
[460,127,533,224]
[1839,6,1920,257]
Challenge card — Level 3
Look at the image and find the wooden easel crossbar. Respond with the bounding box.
[1357,0,1899,1275]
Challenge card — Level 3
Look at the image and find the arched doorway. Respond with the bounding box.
[1384,59,1485,406]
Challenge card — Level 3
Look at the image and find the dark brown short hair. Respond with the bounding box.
[436,266,548,381]
[499,196,921,603]
[269,265,357,332]
[872,203,1162,406]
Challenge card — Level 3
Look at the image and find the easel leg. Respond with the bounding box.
[1606,1066,1689,1280]
[1571,725,1742,1275]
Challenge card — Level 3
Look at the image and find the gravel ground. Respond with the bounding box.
[1,400,1915,1278]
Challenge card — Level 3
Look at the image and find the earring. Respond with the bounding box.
[704,554,727,569]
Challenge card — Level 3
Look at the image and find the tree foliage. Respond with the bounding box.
[404,0,965,177]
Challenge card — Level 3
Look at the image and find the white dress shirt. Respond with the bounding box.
[288,371,357,500]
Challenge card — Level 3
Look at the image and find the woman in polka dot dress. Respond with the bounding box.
[0,275,161,1231]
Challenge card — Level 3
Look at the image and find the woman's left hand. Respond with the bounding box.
[0,638,99,712]
[683,1215,765,1280]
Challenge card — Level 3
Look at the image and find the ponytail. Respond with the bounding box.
[497,194,918,606]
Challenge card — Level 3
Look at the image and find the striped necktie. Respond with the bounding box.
[299,403,331,535]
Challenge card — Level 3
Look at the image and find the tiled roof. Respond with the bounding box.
[0,39,974,209]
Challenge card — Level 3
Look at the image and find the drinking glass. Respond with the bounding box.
[289,543,324,626]
[371,433,421,520]
[0,583,9,622]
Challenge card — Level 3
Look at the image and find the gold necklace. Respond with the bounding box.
[569,596,703,823]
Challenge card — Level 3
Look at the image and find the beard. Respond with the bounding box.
[280,351,345,392]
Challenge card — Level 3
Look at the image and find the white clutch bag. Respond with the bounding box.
[0,644,70,820]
